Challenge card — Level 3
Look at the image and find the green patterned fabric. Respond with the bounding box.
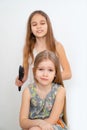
[28,82,68,130]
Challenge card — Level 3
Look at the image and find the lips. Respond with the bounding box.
[40,77,48,80]
[36,30,43,33]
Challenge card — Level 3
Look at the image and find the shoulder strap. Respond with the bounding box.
[28,83,36,97]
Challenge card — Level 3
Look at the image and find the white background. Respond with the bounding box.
[0,0,87,130]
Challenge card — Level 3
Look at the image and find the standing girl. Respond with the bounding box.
[15,10,72,89]
[19,50,67,130]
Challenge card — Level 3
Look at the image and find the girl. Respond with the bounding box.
[19,50,67,130]
[15,10,72,88]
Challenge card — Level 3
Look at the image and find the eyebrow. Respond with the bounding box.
[37,66,55,69]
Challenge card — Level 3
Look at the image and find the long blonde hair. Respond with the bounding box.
[23,10,57,69]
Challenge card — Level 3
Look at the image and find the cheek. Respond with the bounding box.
[31,26,35,33]
[52,75,55,79]
[35,70,40,77]
[51,72,56,79]
[45,25,48,32]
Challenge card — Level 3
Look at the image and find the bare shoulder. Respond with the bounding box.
[55,40,63,47]
[57,86,66,97]
[22,87,30,99]
[55,41,67,61]
[55,41,65,52]
[23,87,29,93]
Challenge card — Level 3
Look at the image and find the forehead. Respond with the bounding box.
[31,14,46,22]
[38,59,55,68]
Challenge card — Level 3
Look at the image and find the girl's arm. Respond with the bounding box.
[19,87,37,129]
[45,86,66,124]
[56,41,72,80]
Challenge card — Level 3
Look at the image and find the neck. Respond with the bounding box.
[35,82,52,99]
[36,82,52,92]
[35,38,47,52]
[36,37,46,45]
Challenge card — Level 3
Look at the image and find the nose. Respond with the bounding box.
[43,70,48,77]
[37,23,41,28]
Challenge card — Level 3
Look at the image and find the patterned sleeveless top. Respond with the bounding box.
[28,82,62,119]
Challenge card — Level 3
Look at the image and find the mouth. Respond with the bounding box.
[40,77,48,81]
[37,30,43,33]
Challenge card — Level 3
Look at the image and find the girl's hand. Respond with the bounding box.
[15,74,27,88]
[15,76,24,87]
[37,119,54,130]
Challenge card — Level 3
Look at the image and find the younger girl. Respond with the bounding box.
[19,50,67,130]
[15,10,72,89]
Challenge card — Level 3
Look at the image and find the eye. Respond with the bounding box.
[32,23,37,26]
[31,22,37,26]
[48,69,54,72]
[40,22,45,25]
[40,20,46,25]
[38,68,44,71]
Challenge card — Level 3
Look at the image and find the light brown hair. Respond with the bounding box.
[23,10,57,69]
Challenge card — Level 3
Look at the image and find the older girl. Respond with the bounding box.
[15,10,71,89]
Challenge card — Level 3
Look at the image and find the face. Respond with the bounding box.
[31,14,48,38]
[35,59,56,86]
